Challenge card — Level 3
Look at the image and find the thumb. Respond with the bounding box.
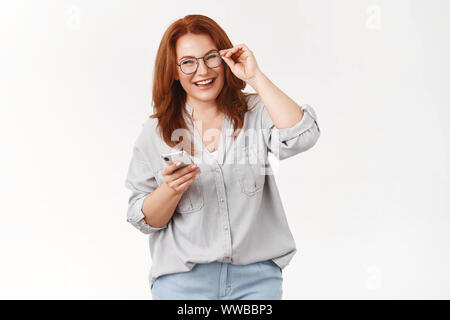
[222,55,236,68]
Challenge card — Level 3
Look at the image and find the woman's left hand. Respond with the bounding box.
[220,44,262,83]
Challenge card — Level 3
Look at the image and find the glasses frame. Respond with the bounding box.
[176,50,223,75]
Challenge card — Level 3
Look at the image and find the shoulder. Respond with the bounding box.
[243,93,264,117]
[133,116,160,149]
[244,92,261,109]
[141,116,158,132]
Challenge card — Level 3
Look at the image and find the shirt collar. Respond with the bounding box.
[185,102,194,116]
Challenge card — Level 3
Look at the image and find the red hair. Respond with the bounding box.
[150,14,257,156]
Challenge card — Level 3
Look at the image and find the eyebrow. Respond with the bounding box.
[179,49,218,61]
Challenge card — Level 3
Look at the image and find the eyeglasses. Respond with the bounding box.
[176,50,223,75]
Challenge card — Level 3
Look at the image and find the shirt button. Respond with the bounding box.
[215,169,220,173]
[224,225,228,230]
[220,199,224,203]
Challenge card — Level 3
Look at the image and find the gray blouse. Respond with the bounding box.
[124,93,321,288]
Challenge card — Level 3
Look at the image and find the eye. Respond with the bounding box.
[181,59,195,65]
[206,54,219,60]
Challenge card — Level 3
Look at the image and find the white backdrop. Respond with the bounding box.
[1,0,449,299]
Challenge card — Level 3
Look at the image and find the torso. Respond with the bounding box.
[194,112,224,153]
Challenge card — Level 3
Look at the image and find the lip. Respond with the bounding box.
[193,77,217,90]
[192,77,216,84]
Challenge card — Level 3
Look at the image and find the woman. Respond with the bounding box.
[125,14,321,300]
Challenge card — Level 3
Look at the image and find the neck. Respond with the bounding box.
[187,98,221,120]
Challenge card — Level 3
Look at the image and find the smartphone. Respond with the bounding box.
[160,150,194,170]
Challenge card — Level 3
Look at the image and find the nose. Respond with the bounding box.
[196,58,209,75]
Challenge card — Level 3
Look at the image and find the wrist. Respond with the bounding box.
[247,69,265,91]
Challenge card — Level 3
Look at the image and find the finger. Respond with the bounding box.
[220,47,239,57]
[173,172,197,188]
[174,173,197,192]
[236,44,251,52]
[171,168,199,190]
[171,164,199,180]
[220,48,232,56]
[232,45,252,58]
[232,49,245,59]
[226,47,240,57]
[222,55,236,67]
[163,161,182,175]
[228,44,247,54]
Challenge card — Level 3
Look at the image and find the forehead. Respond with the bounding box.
[176,33,218,59]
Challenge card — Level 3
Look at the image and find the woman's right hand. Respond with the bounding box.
[162,162,201,194]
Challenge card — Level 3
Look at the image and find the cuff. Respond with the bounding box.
[127,196,168,234]
[277,104,319,142]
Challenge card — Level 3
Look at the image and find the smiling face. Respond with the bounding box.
[174,33,225,108]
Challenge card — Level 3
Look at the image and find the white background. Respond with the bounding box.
[1,0,449,299]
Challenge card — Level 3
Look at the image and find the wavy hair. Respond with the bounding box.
[150,14,257,156]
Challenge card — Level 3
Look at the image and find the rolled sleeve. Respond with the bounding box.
[124,140,168,234]
[261,102,321,160]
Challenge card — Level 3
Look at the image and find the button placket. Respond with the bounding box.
[214,164,232,263]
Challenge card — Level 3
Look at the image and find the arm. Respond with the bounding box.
[247,70,304,129]
[125,132,201,233]
[125,151,179,234]
[141,181,183,228]
[143,162,201,227]
[219,44,320,160]
[248,71,321,160]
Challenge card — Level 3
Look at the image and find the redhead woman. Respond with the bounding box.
[124,14,321,300]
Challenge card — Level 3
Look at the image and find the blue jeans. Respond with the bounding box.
[151,260,283,300]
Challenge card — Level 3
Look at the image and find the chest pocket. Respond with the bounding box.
[233,145,266,196]
[155,168,204,214]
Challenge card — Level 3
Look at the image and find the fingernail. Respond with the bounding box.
[191,164,197,169]
[176,162,181,166]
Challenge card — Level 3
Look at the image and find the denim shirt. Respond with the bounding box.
[124,93,321,287]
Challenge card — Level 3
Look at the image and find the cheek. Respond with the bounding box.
[177,69,191,84]
[179,76,194,90]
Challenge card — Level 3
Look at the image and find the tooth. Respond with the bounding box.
[196,79,213,85]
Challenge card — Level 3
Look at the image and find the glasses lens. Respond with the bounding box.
[179,51,222,74]
[180,58,197,74]
[205,52,222,68]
